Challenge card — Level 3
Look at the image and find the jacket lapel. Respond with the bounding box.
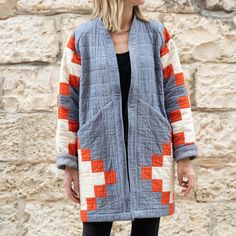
[95,14,139,99]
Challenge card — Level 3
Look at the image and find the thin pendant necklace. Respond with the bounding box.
[112,28,131,35]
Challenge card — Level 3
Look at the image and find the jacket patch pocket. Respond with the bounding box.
[136,96,175,208]
[137,97,171,131]
[77,100,121,214]
[136,97,171,143]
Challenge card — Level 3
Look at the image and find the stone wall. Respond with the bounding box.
[0,0,235,235]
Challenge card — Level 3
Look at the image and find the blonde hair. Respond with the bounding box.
[90,0,150,32]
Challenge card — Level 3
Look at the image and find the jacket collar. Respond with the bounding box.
[95,14,138,37]
[93,14,139,98]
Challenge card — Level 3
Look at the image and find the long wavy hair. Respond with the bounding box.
[90,0,150,32]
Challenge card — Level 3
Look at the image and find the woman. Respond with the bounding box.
[56,0,198,235]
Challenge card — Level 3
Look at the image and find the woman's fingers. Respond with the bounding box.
[72,175,80,196]
[71,187,80,201]
[65,185,80,204]
[69,191,81,204]
[63,179,80,204]
[177,159,197,196]
[181,180,189,187]
[178,171,183,187]
[63,167,81,204]
[181,174,195,196]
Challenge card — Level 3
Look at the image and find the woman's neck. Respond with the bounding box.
[119,4,134,31]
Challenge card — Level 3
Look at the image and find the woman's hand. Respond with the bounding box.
[177,158,196,196]
[63,167,80,204]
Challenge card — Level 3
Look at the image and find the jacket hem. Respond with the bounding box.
[80,205,175,222]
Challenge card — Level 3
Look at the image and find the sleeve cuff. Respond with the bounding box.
[174,144,198,162]
[56,154,78,170]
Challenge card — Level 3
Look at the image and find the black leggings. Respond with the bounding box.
[82,217,161,236]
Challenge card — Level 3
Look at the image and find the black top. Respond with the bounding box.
[116,51,131,143]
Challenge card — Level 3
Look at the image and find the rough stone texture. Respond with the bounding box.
[205,0,236,12]
[141,0,197,13]
[212,202,236,236]
[17,0,92,15]
[146,12,236,63]
[0,0,16,19]
[23,202,82,235]
[0,65,59,113]
[60,14,91,53]
[0,16,59,64]
[195,111,236,158]
[196,160,236,202]
[0,200,18,236]
[159,201,212,236]
[0,113,56,163]
[195,63,236,109]
[0,162,65,201]
[0,0,235,235]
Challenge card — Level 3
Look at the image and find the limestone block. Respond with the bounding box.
[0,162,67,201]
[161,201,236,236]
[22,113,56,164]
[0,0,16,19]
[194,112,236,158]
[160,201,211,236]
[0,115,24,162]
[0,65,59,113]
[145,13,236,63]
[196,160,236,202]
[0,200,18,235]
[141,0,196,13]
[195,63,236,109]
[205,0,236,11]
[0,162,17,193]
[0,113,56,163]
[23,202,82,235]
[0,16,59,64]
[212,202,236,236]
[233,14,236,25]
[0,74,3,110]
[60,14,91,53]
[17,0,92,15]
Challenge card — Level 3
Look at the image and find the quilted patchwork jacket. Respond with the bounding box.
[55,14,198,222]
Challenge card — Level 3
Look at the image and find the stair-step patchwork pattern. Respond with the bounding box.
[77,137,117,222]
[56,32,81,169]
[141,141,175,215]
[160,26,197,155]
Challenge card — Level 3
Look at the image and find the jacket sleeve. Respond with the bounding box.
[55,31,81,170]
[160,24,198,162]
